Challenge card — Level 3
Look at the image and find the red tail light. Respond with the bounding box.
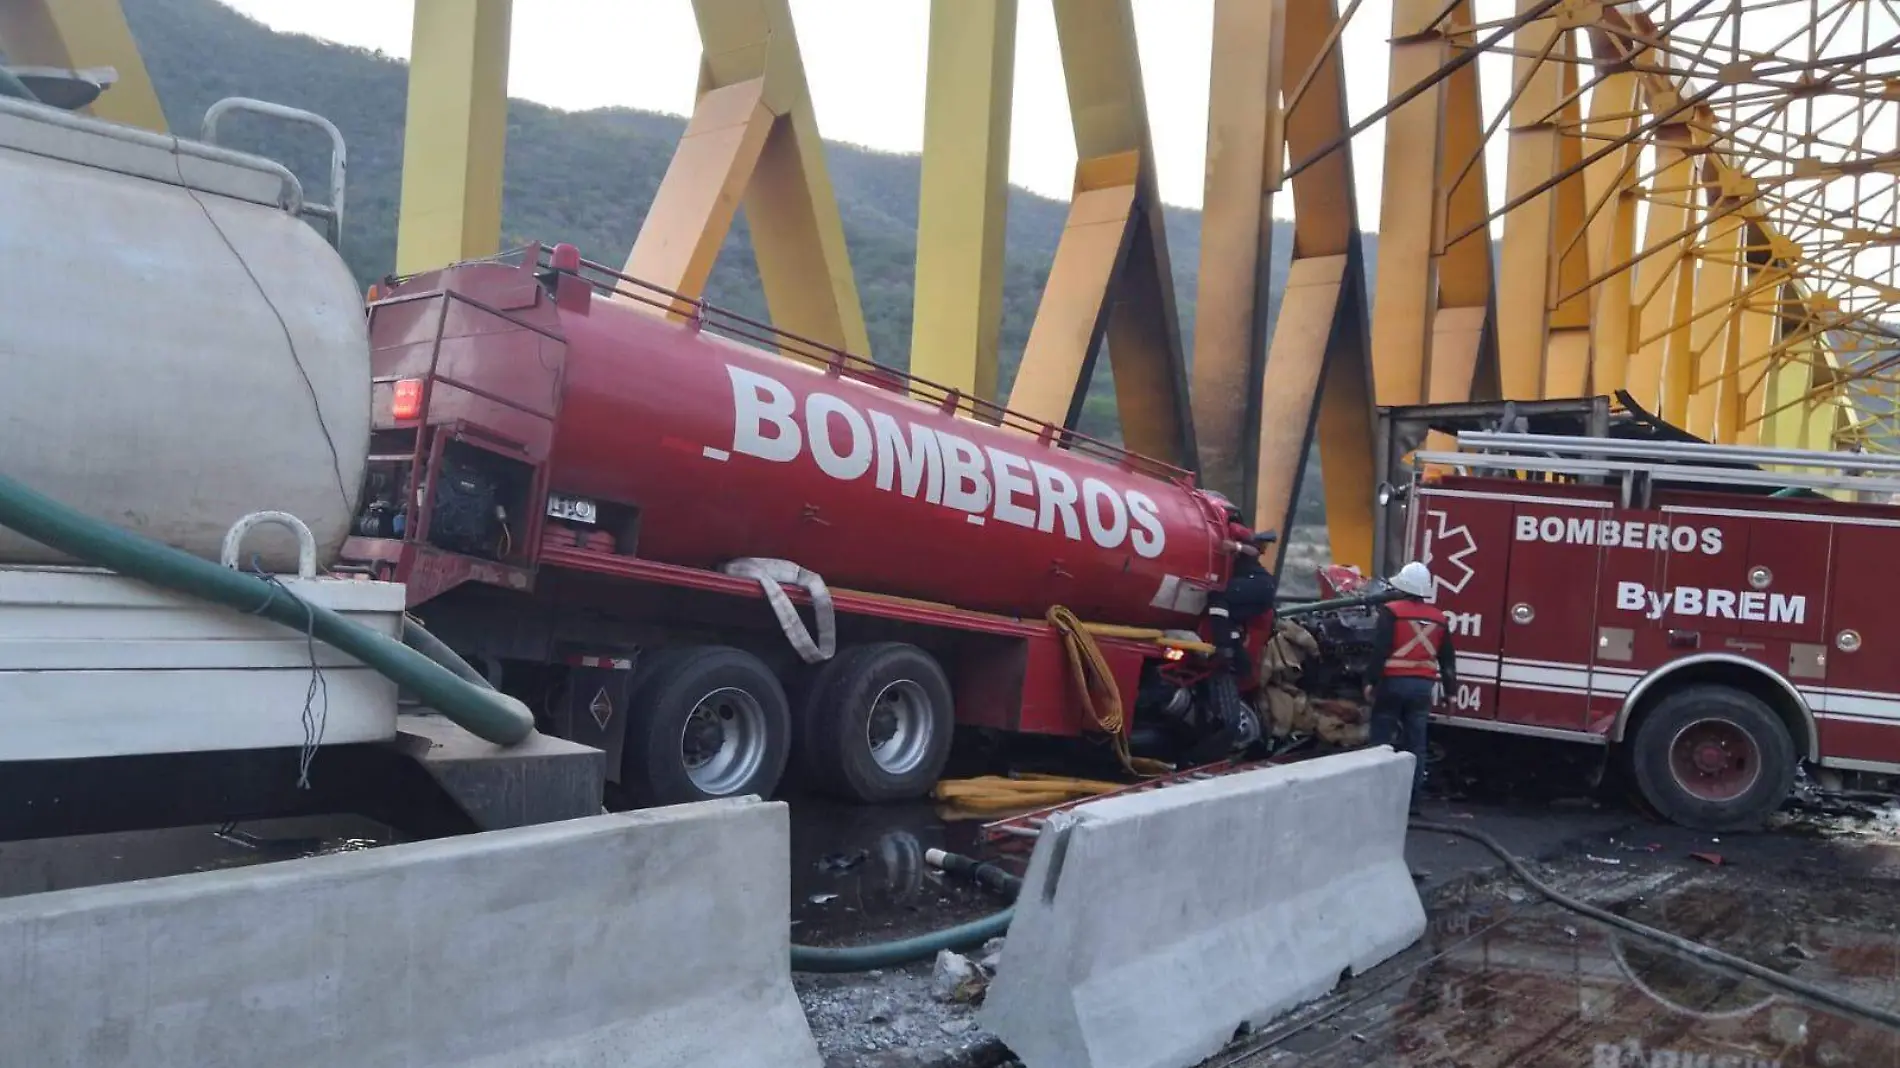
[392,378,424,421]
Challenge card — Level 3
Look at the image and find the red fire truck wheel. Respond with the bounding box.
[1628,684,1796,831]
[793,643,955,804]
[619,646,792,807]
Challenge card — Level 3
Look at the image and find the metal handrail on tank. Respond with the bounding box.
[201,97,347,248]
[531,248,1193,484]
[0,96,305,216]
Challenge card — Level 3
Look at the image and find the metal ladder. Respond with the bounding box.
[1416,430,1900,499]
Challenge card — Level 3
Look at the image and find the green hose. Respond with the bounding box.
[402,616,496,691]
[790,850,1020,973]
[790,908,1016,974]
[0,469,535,746]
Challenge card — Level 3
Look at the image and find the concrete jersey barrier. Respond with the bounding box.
[980,747,1426,1068]
[0,798,821,1068]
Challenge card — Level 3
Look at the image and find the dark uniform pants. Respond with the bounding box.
[1369,675,1434,799]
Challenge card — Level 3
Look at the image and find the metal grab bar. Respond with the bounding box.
[201,97,347,248]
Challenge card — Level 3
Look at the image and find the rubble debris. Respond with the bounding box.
[931,950,987,1003]
[977,937,1005,973]
[1690,852,1724,866]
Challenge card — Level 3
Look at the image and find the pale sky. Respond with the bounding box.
[218,0,1438,218]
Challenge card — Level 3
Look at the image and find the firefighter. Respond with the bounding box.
[1207,501,1278,683]
[1363,560,1456,809]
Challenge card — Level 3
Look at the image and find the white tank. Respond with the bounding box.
[0,99,368,572]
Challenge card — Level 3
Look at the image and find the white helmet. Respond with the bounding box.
[1390,561,1434,599]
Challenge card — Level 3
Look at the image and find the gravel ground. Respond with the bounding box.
[796,942,1004,1067]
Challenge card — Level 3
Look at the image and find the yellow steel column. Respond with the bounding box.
[1193,0,1286,504]
[1262,0,1379,567]
[1011,157,1139,427]
[1626,123,1696,415]
[0,0,164,130]
[1580,57,1640,393]
[1369,0,1451,407]
[1733,259,1785,446]
[1684,205,1744,439]
[395,0,513,275]
[624,78,775,317]
[632,0,870,357]
[1495,16,1566,400]
[910,0,1015,399]
[1011,0,1195,469]
[1543,31,1592,397]
[1432,12,1498,408]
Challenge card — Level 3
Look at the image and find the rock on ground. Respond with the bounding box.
[796,958,998,1067]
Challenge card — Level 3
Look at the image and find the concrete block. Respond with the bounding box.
[0,568,403,760]
[391,711,607,829]
[980,747,1426,1068]
[0,799,821,1068]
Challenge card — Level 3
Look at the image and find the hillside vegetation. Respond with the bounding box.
[118,0,1344,544]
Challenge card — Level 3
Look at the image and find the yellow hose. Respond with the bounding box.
[1047,605,1174,778]
[933,775,1121,814]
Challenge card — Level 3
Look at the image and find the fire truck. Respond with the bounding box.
[341,245,1268,809]
[1372,395,1900,830]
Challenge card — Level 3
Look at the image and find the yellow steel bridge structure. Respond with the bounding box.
[5,0,1898,569]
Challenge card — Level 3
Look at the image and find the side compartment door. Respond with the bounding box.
[1657,512,1753,643]
[1411,490,1513,720]
[1822,525,1900,765]
[1737,514,1831,666]
[1497,503,1610,731]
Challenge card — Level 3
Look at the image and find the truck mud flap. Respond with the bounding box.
[980,748,1425,1068]
[0,798,820,1068]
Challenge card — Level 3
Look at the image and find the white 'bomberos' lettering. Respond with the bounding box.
[806,393,872,481]
[1515,514,1723,555]
[1615,581,1804,624]
[725,364,1167,557]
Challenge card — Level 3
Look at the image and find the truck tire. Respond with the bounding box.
[795,643,955,803]
[620,646,791,807]
[1629,684,1795,832]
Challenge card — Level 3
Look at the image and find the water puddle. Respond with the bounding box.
[0,815,402,899]
[787,796,1002,946]
[1237,867,1900,1067]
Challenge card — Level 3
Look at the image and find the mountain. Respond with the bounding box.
[115,0,1345,534]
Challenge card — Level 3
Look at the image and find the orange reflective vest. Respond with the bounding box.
[1383,599,1448,680]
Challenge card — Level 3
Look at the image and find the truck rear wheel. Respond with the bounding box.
[620,646,791,807]
[795,643,954,803]
[1629,684,1795,832]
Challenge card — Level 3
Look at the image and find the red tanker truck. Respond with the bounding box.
[341,243,1264,807]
